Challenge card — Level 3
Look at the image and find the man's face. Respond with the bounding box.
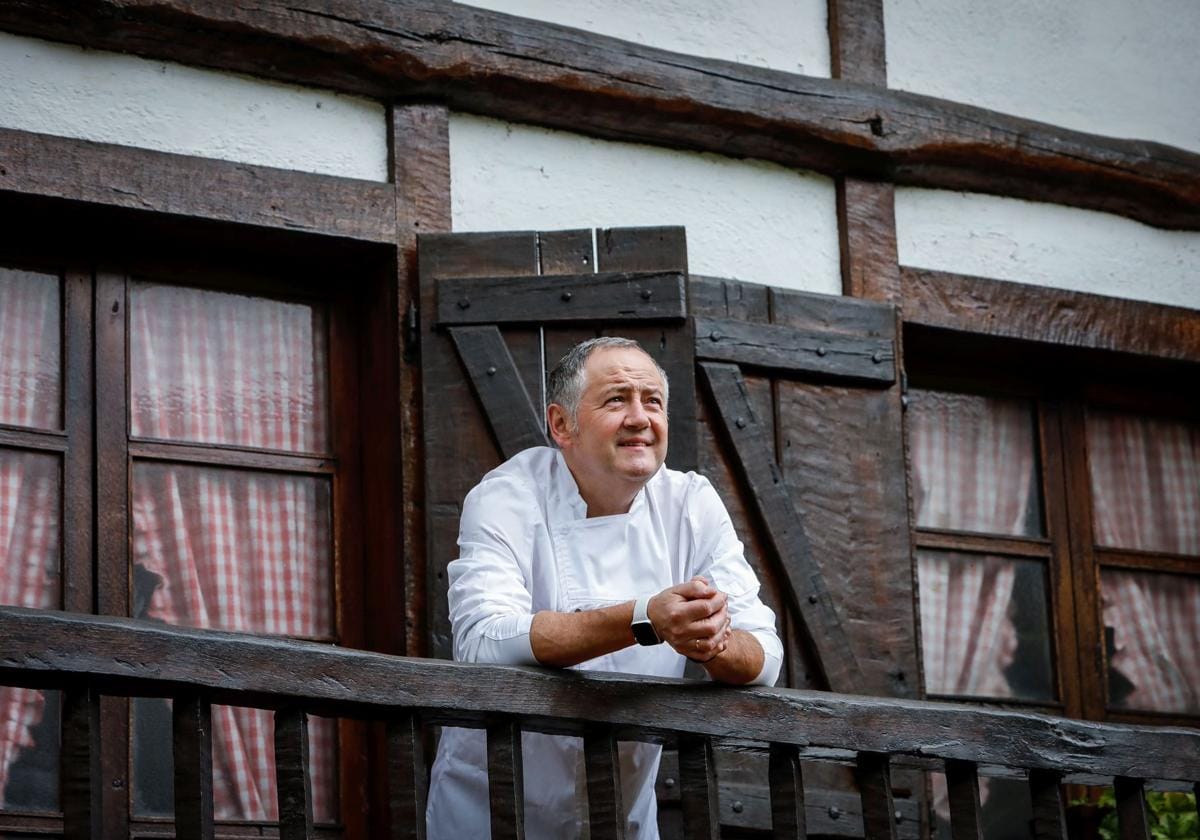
[556,346,668,496]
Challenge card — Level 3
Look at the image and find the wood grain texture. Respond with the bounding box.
[0,127,395,243]
[694,316,895,384]
[943,760,983,840]
[438,271,687,325]
[387,712,427,840]
[449,325,548,459]
[1,2,1195,229]
[275,708,315,840]
[173,695,215,840]
[486,717,525,840]
[4,607,1200,783]
[699,361,865,693]
[855,752,897,840]
[768,742,806,839]
[1028,770,1067,840]
[678,735,720,840]
[1114,777,1151,840]
[583,728,625,840]
[61,686,101,840]
[901,267,1200,363]
[837,179,900,302]
[828,0,887,85]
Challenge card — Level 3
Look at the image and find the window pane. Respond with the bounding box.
[0,268,60,431]
[918,550,1055,701]
[909,391,1044,537]
[129,283,329,453]
[1087,410,1200,555]
[132,700,337,824]
[131,462,333,637]
[0,448,61,813]
[1102,568,1199,714]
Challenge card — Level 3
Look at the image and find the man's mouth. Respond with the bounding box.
[618,439,653,447]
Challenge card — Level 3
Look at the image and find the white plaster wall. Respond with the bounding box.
[0,32,388,181]
[450,115,841,294]
[895,189,1200,311]
[885,0,1200,153]
[462,0,830,77]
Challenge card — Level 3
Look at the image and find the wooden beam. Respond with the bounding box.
[0,126,396,243]
[486,717,526,840]
[275,708,315,840]
[1114,777,1151,840]
[4,606,1200,783]
[583,728,625,840]
[1027,770,1067,840]
[943,759,983,840]
[0,1,1197,230]
[173,695,216,840]
[437,270,687,325]
[387,711,428,840]
[695,316,895,385]
[678,735,720,840]
[61,685,102,840]
[698,362,865,693]
[768,742,806,839]
[449,325,548,460]
[901,267,1200,364]
[855,752,897,840]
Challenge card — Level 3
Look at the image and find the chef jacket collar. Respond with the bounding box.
[551,448,655,521]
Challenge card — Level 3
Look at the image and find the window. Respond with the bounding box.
[0,237,371,836]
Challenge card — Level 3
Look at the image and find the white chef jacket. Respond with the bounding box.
[425,447,783,840]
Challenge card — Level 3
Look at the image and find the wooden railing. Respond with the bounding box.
[1,606,1197,840]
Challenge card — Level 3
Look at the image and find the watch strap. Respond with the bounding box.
[631,595,661,645]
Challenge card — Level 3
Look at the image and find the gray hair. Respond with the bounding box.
[546,337,669,427]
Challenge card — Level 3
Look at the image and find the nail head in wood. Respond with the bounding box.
[487,366,497,376]
[457,298,470,309]
[710,331,721,341]
[641,289,652,300]
[561,290,573,302]
[735,416,746,429]
[816,346,827,356]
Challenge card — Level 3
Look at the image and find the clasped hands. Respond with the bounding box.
[646,577,732,662]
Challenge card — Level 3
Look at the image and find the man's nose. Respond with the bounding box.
[624,400,649,427]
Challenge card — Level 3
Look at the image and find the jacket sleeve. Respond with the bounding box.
[689,476,784,686]
[446,475,541,666]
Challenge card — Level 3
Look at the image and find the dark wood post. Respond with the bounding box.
[768,742,806,839]
[173,694,215,840]
[1113,777,1151,840]
[1028,769,1067,840]
[61,685,102,840]
[275,707,315,840]
[583,727,625,840]
[678,734,720,840]
[486,717,525,840]
[855,752,897,840]
[387,711,427,840]
[944,759,983,840]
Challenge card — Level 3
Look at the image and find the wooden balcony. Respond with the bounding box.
[0,606,1196,840]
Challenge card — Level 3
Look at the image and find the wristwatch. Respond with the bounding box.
[631,595,662,646]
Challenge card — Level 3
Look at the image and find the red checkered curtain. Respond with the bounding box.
[0,269,61,808]
[1087,410,1200,714]
[910,392,1038,698]
[128,284,337,821]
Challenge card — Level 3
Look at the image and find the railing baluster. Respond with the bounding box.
[584,726,625,840]
[1194,783,1199,825]
[275,707,315,840]
[769,742,806,839]
[678,734,720,839]
[855,752,897,840]
[173,694,215,840]
[944,759,983,840]
[1028,769,1067,840]
[1114,777,1151,840]
[61,685,101,840]
[388,711,428,840]
[486,717,525,840]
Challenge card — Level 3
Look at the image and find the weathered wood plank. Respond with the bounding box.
[2,2,1196,229]
[4,608,1200,783]
[678,735,720,840]
[584,727,626,840]
[901,267,1200,364]
[275,708,315,840]
[769,742,806,839]
[695,316,895,385]
[438,271,687,325]
[828,0,887,85]
[855,752,896,840]
[0,127,395,243]
[698,362,865,693]
[1114,777,1151,840]
[173,695,215,840]
[837,179,900,301]
[943,760,983,840]
[1028,770,1067,840]
[487,717,525,840]
[61,686,101,840]
[449,325,548,460]
[387,712,427,840]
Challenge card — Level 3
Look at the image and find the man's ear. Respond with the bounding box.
[546,403,573,448]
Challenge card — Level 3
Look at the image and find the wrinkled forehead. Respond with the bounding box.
[583,347,665,392]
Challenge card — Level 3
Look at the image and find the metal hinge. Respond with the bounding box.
[403,299,419,363]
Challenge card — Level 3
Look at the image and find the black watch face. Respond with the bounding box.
[632,621,659,646]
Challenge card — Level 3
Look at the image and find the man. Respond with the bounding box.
[426,337,782,839]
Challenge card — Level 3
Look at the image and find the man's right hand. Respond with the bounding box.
[647,577,731,662]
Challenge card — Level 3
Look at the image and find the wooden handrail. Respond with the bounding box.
[2,606,1197,840]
